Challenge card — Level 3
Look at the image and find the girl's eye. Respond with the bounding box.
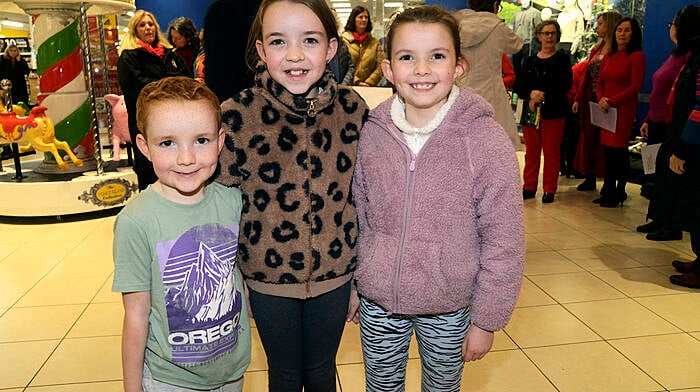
[432,53,446,60]
[269,39,284,46]
[196,137,210,144]
[398,54,413,61]
[304,37,319,45]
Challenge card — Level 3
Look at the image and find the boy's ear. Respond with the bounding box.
[326,37,338,63]
[217,128,225,154]
[380,59,394,85]
[135,134,152,162]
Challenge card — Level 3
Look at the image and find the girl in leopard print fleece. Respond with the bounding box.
[216,0,368,390]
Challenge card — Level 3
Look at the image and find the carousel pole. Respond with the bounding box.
[79,1,104,175]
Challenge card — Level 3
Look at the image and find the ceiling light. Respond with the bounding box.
[384,2,404,7]
[1,21,24,28]
[330,1,352,6]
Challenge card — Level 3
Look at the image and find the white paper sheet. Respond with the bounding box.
[641,143,661,175]
[589,102,617,132]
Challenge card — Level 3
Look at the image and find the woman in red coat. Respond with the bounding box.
[595,17,646,207]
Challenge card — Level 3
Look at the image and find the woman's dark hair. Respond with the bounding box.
[534,20,561,44]
[468,0,499,13]
[611,17,642,54]
[344,6,373,33]
[385,6,461,62]
[168,16,200,54]
[673,5,700,55]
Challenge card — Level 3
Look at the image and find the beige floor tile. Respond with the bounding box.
[25,381,123,391]
[636,293,700,332]
[16,277,106,307]
[612,244,690,267]
[460,350,557,391]
[525,341,663,392]
[44,255,114,279]
[492,330,518,351]
[248,327,268,371]
[1,389,23,392]
[0,241,22,261]
[0,280,36,307]
[337,363,366,392]
[525,217,572,234]
[337,322,363,365]
[558,246,643,271]
[524,251,585,275]
[505,305,600,348]
[0,340,60,389]
[30,336,122,386]
[0,257,62,283]
[93,276,123,303]
[592,267,694,297]
[533,231,601,250]
[0,304,85,342]
[34,220,101,242]
[565,298,682,339]
[528,272,625,303]
[516,277,556,308]
[66,302,123,338]
[2,240,78,263]
[610,334,700,390]
[670,389,700,392]
[525,235,551,252]
[242,370,268,392]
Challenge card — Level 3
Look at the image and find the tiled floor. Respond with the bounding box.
[1,155,700,392]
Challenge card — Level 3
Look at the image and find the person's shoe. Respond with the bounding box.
[592,197,602,204]
[542,193,555,203]
[636,220,661,233]
[672,260,698,274]
[646,228,683,241]
[523,190,536,200]
[0,146,12,160]
[577,177,596,191]
[669,272,700,289]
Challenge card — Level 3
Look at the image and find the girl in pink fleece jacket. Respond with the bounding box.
[349,6,525,391]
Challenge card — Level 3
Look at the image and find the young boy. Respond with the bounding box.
[112,76,251,392]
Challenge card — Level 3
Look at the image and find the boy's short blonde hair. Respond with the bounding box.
[136,77,221,139]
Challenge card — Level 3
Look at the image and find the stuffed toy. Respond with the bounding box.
[104,94,131,161]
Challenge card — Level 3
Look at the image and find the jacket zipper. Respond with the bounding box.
[393,150,416,312]
[305,98,318,296]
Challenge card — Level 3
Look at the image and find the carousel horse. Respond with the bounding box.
[0,106,83,170]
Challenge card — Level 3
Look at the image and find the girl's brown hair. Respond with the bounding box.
[384,6,461,62]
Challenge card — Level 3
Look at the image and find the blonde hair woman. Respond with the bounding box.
[117,10,190,190]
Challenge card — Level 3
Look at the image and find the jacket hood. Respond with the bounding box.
[454,9,503,47]
[367,86,495,139]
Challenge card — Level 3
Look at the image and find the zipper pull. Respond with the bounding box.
[306,99,317,118]
[409,153,416,172]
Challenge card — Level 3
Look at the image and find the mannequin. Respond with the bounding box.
[557,0,584,55]
[512,0,542,74]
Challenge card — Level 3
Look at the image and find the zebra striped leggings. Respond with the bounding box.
[359,298,470,392]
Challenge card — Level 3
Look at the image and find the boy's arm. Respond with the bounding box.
[122,291,151,392]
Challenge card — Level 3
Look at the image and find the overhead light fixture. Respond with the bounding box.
[384,2,404,7]
[1,20,24,28]
[126,11,134,17]
[330,1,352,6]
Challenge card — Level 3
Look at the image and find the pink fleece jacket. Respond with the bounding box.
[352,88,525,331]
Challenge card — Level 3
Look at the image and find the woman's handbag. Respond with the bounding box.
[515,98,541,129]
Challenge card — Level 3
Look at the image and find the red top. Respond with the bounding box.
[596,49,646,147]
[501,53,515,89]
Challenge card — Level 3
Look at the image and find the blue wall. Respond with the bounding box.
[135,0,212,31]
[426,0,466,12]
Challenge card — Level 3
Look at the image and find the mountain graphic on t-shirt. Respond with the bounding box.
[171,242,237,323]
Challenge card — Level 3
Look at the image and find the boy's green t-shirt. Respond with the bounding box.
[112,182,251,390]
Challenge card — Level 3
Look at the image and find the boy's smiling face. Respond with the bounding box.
[136,99,224,204]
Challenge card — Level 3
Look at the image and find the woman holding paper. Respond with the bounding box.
[594,17,645,207]
[513,20,572,203]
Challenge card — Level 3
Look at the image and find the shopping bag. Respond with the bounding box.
[515,98,541,129]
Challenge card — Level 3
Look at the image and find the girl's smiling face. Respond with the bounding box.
[255,1,337,97]
[381,22,465,127]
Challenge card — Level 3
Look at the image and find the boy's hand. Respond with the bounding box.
[461,324,494,362]
[347,288,360,324]
[122,291,150,392]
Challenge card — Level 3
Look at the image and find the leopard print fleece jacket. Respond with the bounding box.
[217,66,369,299]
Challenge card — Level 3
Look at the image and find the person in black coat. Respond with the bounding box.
[117,10,189,190]
[203,0,261,102]
[648,6,700,288]
[0,44,30,105]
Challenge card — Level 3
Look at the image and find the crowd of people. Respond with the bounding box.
[111,1,700,392]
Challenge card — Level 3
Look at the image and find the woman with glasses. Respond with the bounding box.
[513,20,573,203]
[454,0,524,151]
[594,17,646,207]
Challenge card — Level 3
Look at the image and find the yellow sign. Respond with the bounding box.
[103,15,116,28]
[96,182,127,203]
